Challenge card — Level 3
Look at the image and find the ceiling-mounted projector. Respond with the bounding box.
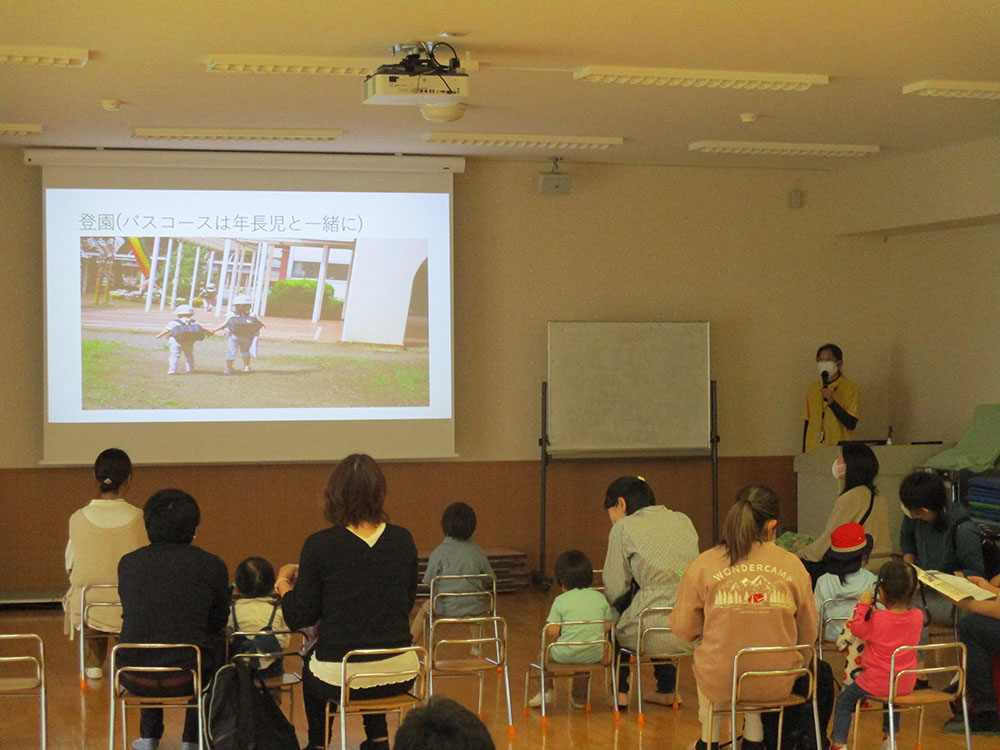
[363,41,469,119]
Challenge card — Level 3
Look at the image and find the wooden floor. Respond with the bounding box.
[0,592,978,749]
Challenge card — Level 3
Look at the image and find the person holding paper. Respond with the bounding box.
[802,344,859,452]
[899,471,985,653]
[945,573,1000,736]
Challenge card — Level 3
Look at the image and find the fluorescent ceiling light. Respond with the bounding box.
[422,132,623,149]
[689,140,879,157]
[574,66,827,91]
[0,123,43,136]
[133,128,343,142]
[205,54,382,75]
[902,80,1000,99]
[0,44,88,67]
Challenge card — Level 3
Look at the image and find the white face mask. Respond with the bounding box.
[832,458,846,480]
[817,361,838,378]
[900,502,914,519]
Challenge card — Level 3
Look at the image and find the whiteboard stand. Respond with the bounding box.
[532,379,722,589]
[533,380,554,590]
[710,379,719,544]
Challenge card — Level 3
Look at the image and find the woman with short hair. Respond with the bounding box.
[278,454,419,750]
[118,489,230,750]
[602,475,700,709]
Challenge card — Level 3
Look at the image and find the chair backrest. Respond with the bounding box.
[732,644,816,705]
[590,569,605,592]
[429,574,496,621]
[430,616,507,667]
[340,645,427,708]
[636,606,679,659]
[110,642,202,698]
[0,633,45,691]
[819,596,857,638]
[79,583,121,631]
[540,620,612,667]
[888,641,966,702]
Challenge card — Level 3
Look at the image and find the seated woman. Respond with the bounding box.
[899,471,984,647]
[278,453,419,750]
[117,489,230,750]
[63,448,147,680]
[602,475,700,709]
[799,442,891,583]
[948,572,1000,736]
[672,485,817,750]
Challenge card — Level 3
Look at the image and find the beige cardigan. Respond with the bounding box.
[63,501,146,635]
[798,485,892,568]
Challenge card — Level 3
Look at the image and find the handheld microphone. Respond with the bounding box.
[821,370,829,387]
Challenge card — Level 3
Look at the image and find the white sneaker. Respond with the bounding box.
[131,739,159,750]
[527,689,555,708]
[243,365,251,372]
[571,694,587,709]
[85,667,103,679]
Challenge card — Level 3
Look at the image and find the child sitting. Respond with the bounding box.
[411,502,494,644]
[528,549,613,709]
[229,557,289,679]
[154,303,209,375]
[829,560,924,750]
[815,523,878,643]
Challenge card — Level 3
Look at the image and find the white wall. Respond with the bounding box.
[2,142,997,467]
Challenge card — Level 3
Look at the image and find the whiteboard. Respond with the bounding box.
[547,322,710,457]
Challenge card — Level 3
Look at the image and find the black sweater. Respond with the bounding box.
[118,542,230,670]
[281,524,418,662]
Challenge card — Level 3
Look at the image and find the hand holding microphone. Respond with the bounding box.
[820,370,833,403]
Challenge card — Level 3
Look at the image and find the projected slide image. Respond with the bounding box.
[79,235,429,411]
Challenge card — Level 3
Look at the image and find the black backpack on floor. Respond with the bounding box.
[760,658,834,750]
[204,659,298,750]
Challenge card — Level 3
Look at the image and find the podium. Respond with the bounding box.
[794,444,953,549]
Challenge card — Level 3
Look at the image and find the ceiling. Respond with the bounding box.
[2,1,998,171]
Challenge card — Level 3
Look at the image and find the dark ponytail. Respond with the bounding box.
[94,448,132,494]
[721,485,780,566]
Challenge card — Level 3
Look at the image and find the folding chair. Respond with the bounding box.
[614,606,691,722]
[0,633,47,750]
[708,644,821,750]
[426,574,499,665]
[429,615,515,736]
[227,629,304,720]
[78,583,121,690]
[818,595,857,662]
[523,619,614,727]
[590,569,605,592]
[108,643,204,750]
[323,645,427,750]
[850,641,971,750]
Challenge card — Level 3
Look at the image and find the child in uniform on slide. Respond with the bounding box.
[154,303,210,375]
[213,294,264,374]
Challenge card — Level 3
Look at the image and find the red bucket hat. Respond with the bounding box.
[828,522,873,558]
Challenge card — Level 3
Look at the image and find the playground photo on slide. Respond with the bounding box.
[79,235,430,410]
